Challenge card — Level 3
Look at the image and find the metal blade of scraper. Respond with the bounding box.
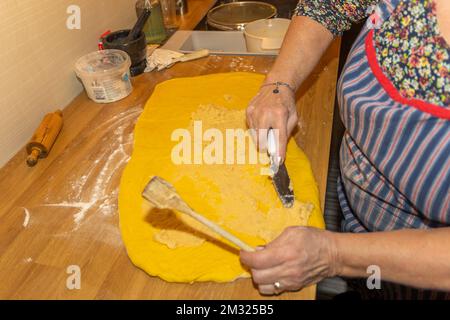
[267,129,295,208]
[272,163,295,208]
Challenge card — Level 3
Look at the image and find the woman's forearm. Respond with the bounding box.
[331,228,450,291]
[246,15,334,157]
[265,15,334,90]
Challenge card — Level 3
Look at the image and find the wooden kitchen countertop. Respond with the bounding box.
[0,0,341,300]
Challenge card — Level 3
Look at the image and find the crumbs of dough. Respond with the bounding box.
[154,229,205,249]
[152,104,314,249]
[190,104,246,129]
[258,202,314,242]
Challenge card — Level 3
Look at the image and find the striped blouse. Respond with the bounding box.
[296,0,450,298]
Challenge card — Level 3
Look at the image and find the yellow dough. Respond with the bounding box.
[119,72,325,283]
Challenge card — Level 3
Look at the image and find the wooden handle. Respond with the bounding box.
[182,207,255,252]
[26,149,41,167]
[142,176,255,252]
[179,49,210,62]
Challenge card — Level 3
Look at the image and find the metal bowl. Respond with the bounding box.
[207,1,277,31]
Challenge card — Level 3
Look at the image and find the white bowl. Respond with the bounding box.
[244,18,291,54]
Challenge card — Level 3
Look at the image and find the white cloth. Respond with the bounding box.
[145,48,184,72]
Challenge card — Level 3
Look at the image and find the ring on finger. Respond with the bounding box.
[273,281,282,295]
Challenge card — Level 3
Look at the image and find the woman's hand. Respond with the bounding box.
[246,84,298,160]
[240,227,339,295]
[245,15,334,160]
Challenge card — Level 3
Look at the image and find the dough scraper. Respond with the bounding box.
[267,129,295,208]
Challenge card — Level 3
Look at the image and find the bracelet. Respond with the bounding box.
[261,81,296,94]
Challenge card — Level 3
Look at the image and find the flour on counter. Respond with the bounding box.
[22,207,31,228]
[23,257,33,263]
[24,106,142,238]
[43,201,95,230]
[229,57,256,72]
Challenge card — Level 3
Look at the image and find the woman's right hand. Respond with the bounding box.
[246,84,298,161]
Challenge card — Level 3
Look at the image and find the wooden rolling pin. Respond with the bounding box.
[26,110,63,167]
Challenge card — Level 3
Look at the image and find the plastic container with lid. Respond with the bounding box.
[75,49,133,103]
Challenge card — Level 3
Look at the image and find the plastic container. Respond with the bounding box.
[75,49,132,103]
[244,18,291,54]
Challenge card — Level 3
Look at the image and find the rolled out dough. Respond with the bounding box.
[119,72,325,283]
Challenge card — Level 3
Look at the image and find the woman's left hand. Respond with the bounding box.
[240,226,340,295]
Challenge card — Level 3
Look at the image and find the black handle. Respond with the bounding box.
[127,8,151,41]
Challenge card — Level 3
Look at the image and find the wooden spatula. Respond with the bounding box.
[166,49,210,69]
[142,176,255,252]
